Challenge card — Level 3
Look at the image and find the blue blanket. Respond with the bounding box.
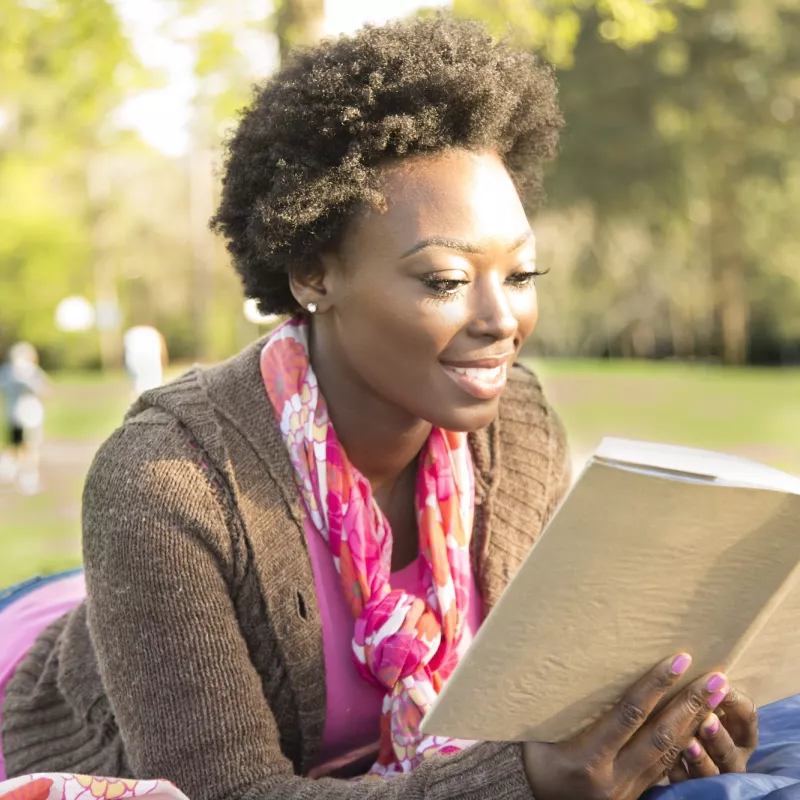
[646,695,800,799]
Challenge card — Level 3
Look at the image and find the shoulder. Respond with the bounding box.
[501,361,547,411]
[84,337,296,556]
[84,401,229,542]
[471,362,571,608]
[83,361,238,550]
[500,362,567,453]
[497,361,572,517]
[105,334,270,484]
[82,397,243,613]
[88,405,208,496]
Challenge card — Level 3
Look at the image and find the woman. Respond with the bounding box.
[1,16,758,800]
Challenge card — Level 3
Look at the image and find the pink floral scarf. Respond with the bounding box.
[261,318,475,777]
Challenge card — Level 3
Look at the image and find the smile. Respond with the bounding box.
[441,362,508,400]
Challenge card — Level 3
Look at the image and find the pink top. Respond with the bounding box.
[304,526,483,773]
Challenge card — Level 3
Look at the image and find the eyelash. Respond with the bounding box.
[422,270,547,300]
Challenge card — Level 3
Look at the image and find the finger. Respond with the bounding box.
[699,712,747,773]
[717,686,759,752]
[625,670,729,786]
[684,737,720,779]
[583,653,694,756]
[668,761,690,784]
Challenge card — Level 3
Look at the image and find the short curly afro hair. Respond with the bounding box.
[210,14,563,315]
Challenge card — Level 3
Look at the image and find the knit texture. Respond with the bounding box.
[1,336,571,800]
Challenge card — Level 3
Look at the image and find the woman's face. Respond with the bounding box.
[308,149,540,433]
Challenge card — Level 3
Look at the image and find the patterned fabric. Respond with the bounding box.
[260,318,476,777]
[0,775,190,800]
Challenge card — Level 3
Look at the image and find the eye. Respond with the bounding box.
[507,267,548,288]
[421,275,469,298]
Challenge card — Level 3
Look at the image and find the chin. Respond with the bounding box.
[425,397,502,434]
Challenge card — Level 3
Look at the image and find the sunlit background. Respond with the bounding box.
[1,0,799,586]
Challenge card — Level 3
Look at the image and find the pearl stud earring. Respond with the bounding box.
[306,302,317,314]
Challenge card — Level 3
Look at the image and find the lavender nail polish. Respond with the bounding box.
[708,688,729,708]
[686,740,703,759]
[671,654,692,675]
[703,717,721,736]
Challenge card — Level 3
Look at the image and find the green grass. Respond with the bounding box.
[1,371,134,587]
[529,360,800,474]
[1,361,798,589]
[44,371,133,439]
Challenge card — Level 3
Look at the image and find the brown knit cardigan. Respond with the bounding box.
[2,336,571,800]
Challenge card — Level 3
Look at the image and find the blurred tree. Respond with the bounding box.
[0,0,139,150]
[3,0,798,368]
[528,0,800,364]
[453,0,707,67]
[0,0,145,367]
[272,0,324,62]
[170,0,324,360]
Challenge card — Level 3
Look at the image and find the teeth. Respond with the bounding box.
[449,365,503,379]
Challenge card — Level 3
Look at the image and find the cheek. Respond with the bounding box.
[338,289,453,371]
[510,288,539,340]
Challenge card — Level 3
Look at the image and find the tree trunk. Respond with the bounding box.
[631,319,657,359]
[86,157,122,371]
[274,0,325,63]
[716,258,749,365]
[709,193,749,366]
[668,297,696,359]
[189,129,215,362]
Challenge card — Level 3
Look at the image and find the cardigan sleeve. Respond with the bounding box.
[78,411,535,800]
[82,411,300,794]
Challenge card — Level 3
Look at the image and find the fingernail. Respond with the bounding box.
[708,687,729,708]
[706,673,727,693]
[701,715,720,736]
[686,739,703,759]
[671,653,692,675]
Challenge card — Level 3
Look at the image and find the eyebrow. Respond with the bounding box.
[399,230,534,259]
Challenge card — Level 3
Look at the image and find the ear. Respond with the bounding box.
[288,252,341,314]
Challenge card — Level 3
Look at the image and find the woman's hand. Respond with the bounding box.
[522,654,730,800]
[669,685,759,783]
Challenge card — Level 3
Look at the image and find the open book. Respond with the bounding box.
[421,438,800,743]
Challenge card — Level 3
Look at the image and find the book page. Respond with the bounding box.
[421,462,800,743]
[727,494,800,707]
[595,438,800,495]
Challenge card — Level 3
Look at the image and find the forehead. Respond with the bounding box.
[345,150,531,255]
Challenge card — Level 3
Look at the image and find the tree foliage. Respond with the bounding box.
[530,0,800,363]
[0,0,143,365]
[453,0,707,66]
[1,0,798,367]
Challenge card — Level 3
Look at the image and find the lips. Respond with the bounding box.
[440,353,514,370]
[440,354,513,401]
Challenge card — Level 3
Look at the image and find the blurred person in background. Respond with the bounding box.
[0,15,765,800]
[123,324,169,398]
[0,342,48,496]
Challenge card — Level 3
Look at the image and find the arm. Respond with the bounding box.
[83,413,532,800]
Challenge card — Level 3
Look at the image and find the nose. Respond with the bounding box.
[469,276,518,342]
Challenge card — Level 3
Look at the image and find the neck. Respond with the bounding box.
[309,326,431,493]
